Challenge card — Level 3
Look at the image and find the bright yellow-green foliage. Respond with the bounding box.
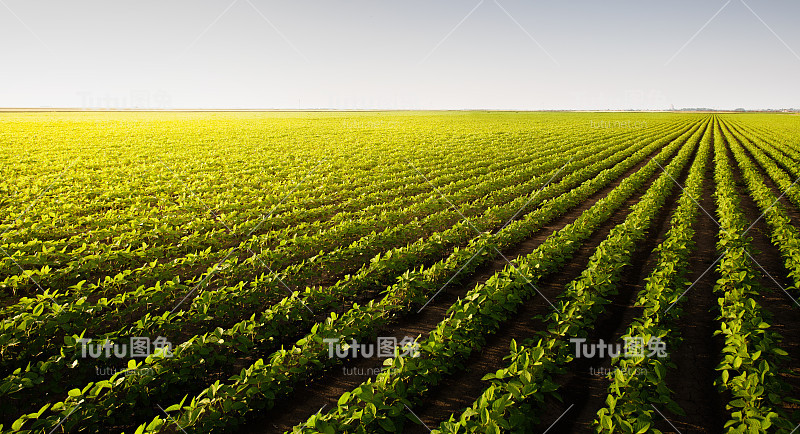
[1,112,798,433]
[0,111,677,297]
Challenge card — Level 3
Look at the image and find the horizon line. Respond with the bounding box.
[0,108,797,113]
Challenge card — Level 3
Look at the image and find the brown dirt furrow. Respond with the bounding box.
[661,136,726,434]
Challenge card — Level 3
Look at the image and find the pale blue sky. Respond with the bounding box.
[1,0,798,110]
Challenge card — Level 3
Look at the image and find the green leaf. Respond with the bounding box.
[338,392,351,406]
[600,414,613,431]
[729,399,746,408]
[12,418,25,431]
[379,418,396,431]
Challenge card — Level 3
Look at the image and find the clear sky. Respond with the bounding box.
[1,0,798,110]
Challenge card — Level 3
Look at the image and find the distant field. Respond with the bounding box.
[1,112,798,433]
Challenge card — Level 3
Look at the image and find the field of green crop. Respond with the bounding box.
[0,111,798,433]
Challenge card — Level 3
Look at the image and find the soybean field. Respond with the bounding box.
[1,111,799,433]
